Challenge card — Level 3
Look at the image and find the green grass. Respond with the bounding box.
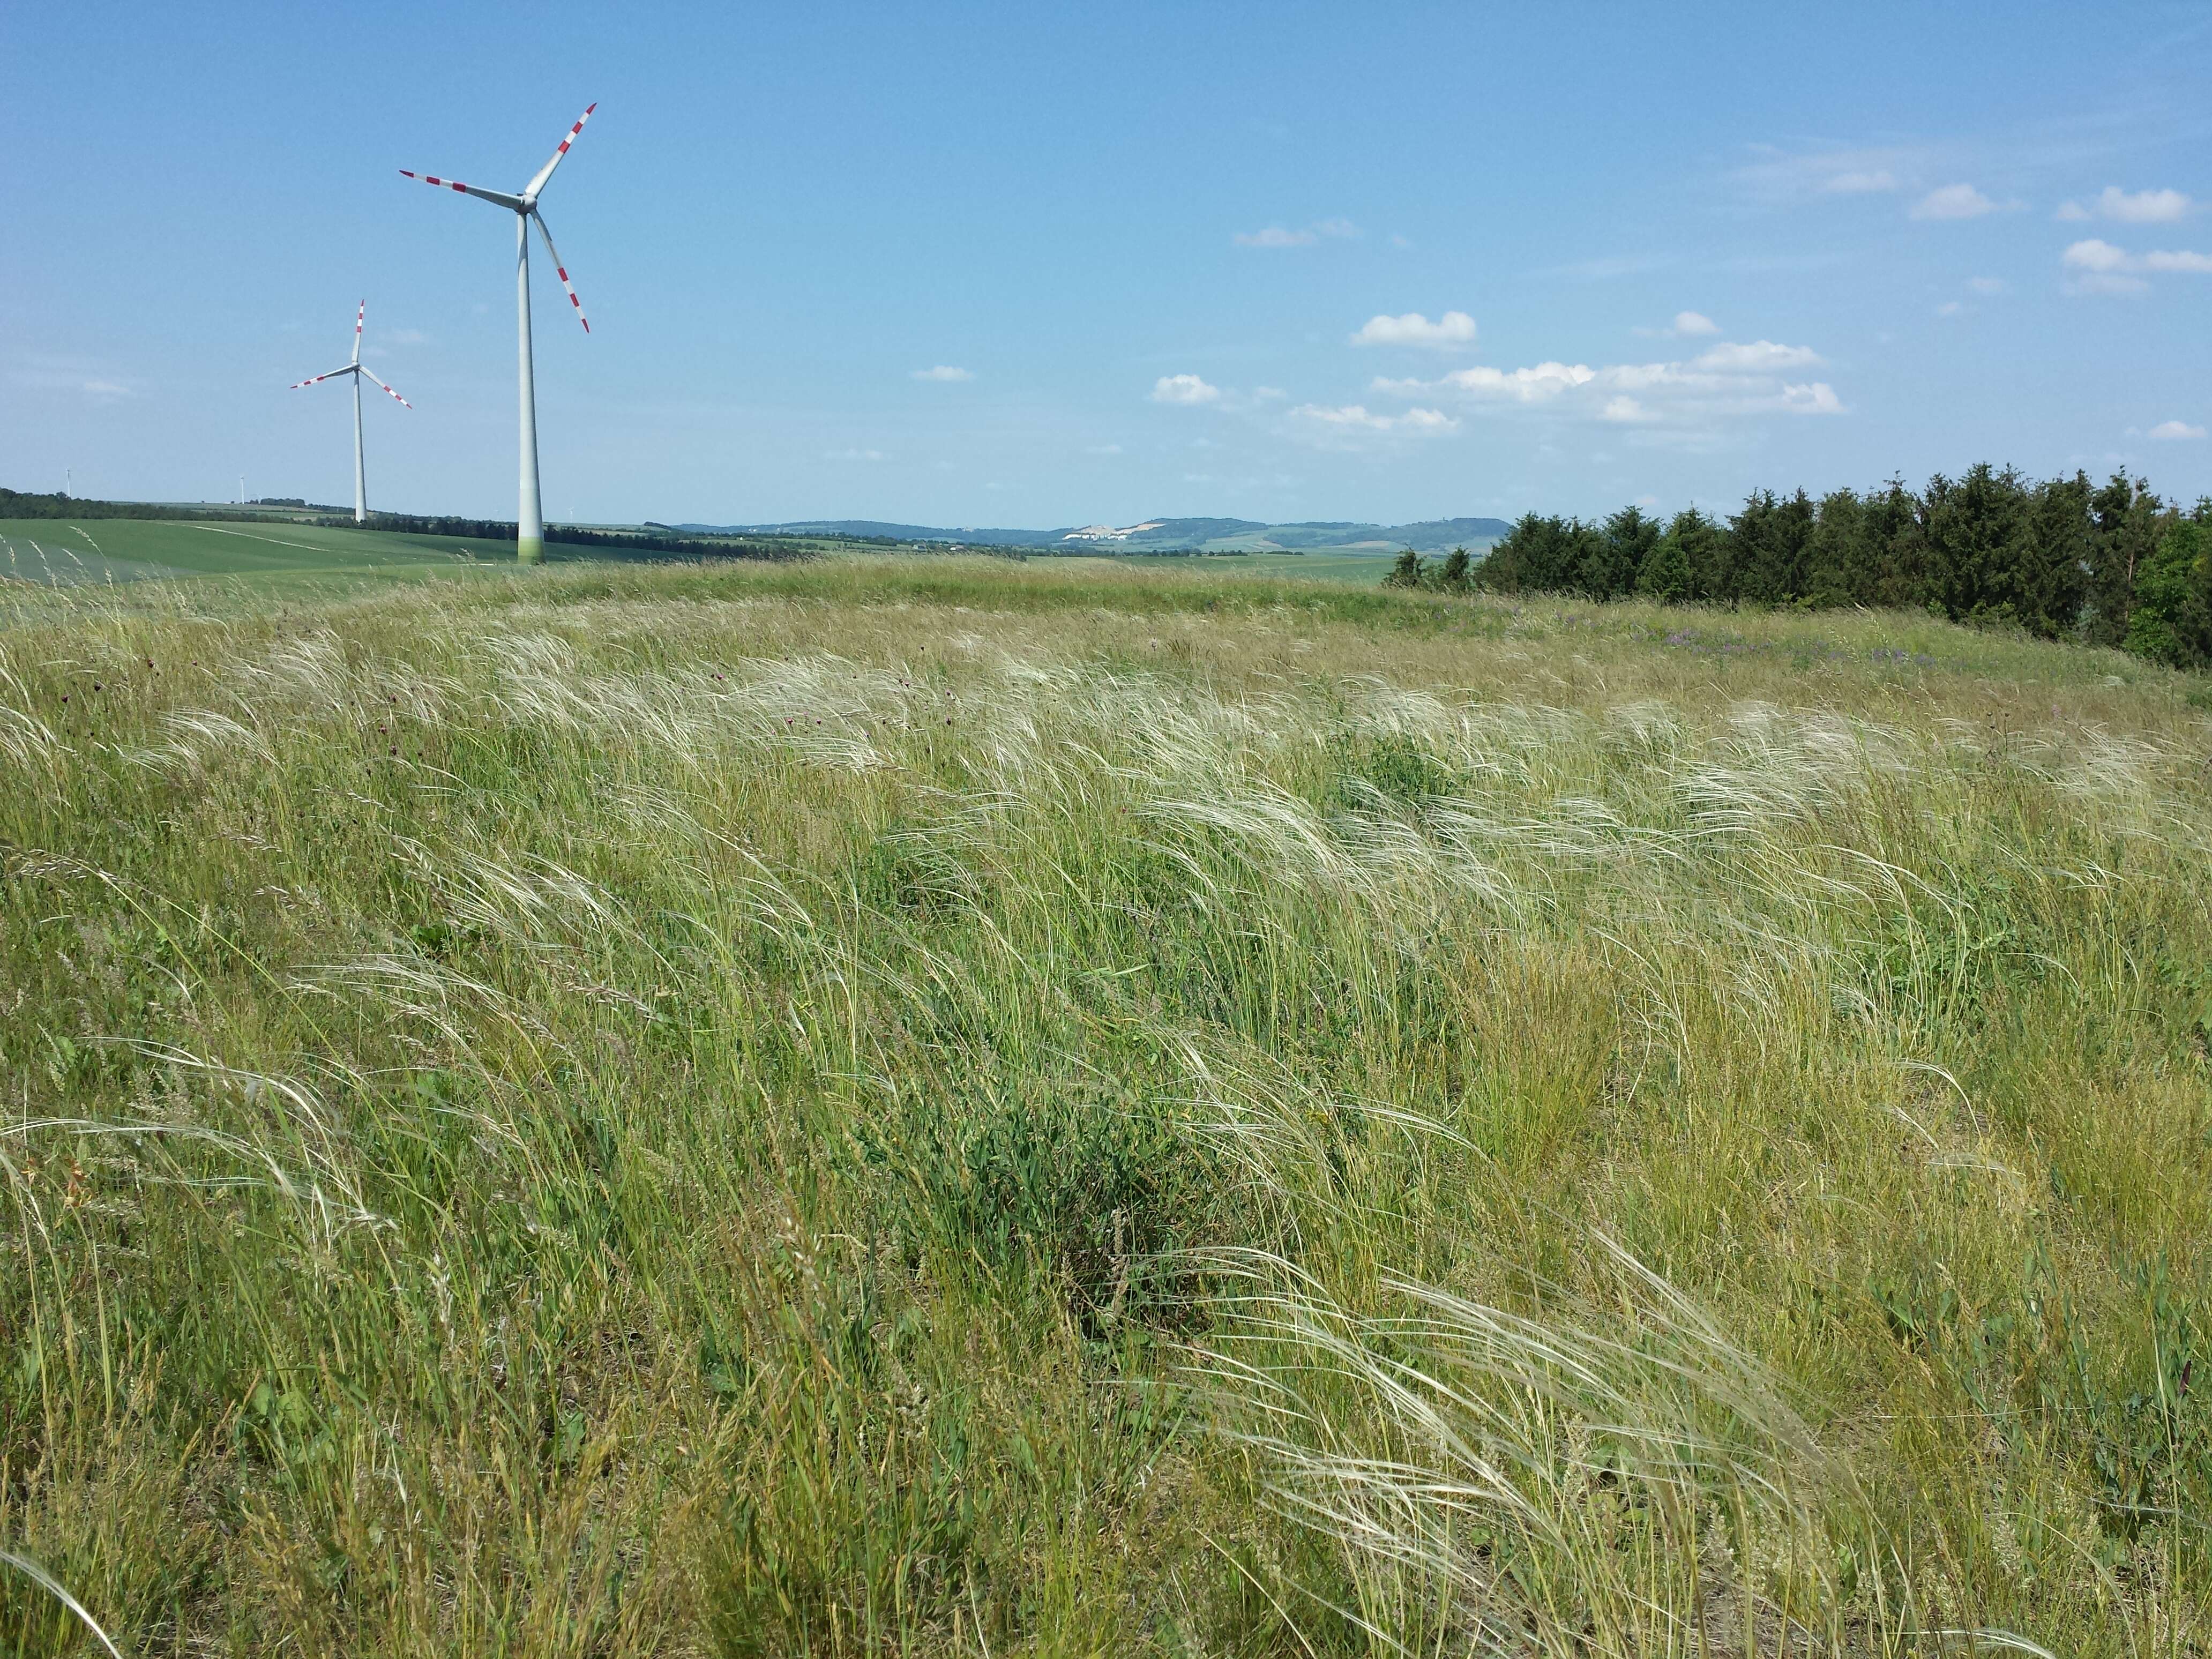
[0,518,514,590]
[3,557,2210,1655]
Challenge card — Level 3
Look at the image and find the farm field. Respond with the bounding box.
[3,556,2210,1655]
[0,518,515,589]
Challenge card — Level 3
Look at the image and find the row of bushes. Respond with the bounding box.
[1388,466,2212,670]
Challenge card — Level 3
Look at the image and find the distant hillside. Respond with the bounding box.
[678,515,1515,553]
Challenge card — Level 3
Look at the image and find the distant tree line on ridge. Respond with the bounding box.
[1388,465,2212,670]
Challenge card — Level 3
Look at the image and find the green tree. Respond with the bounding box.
[1665,507,1731,602]
[1924,464,2031,624]
[1477,513,1586,594]
[2088,470,2165,647]
[1862,477,1929,610]
[1635,521,1694,601]
[1384,547,1425,588]
[1433,545,1473,592]
[1592,506,1660,600]
[2124,509,2212,669]
[2015,472,2091,640]
[1731,489,1815,604]
[1801,489,1866,609]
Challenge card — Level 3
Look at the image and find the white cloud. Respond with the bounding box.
[2062,238,2212,293]
[1085,443,1123,455]
[1966,275,2007,294]
[1669,310,1721,337]
[1253,385,1288,400]
[2062,238,2130,273]
[1350,309,1477,348]
[1152,373,1221,405]
[1781,382,1846,414]
[2055,200,2093,222]
[1937,301,1968,317]
[81,379,134,399]
[1390,233,1414,249]
[912,365,974,381]
[1910,183,1999,220]
[1375,361,1595,403]
[1691,339,1824,371]
[1371,337,1843,432]
[1235,217,1359,249]
[2091,185,2193,223]
[2149,419,2207,440]
[1291,402,1457,436]
[825,448,886,461]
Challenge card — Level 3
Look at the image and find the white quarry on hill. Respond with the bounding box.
[1060,521,1169,543]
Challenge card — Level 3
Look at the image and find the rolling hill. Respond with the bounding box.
[669,514,1515,553]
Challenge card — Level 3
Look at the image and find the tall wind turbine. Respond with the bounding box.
[401,104,596,564]
[289,301,412,522]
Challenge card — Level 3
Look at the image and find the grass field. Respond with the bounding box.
[3,557,2210,1655]
[0,518,515,589]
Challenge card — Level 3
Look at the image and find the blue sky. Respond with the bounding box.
[7,2,2210,527]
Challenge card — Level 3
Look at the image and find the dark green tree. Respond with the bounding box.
[1730,489,1815,604]
[1666,507,1731,602]
[2124,507,2212,669]
[1433,545,1473,592]
[1924,464,2032,624]
[1635,520,1694,601]
[1477,513,1590,594]
[1384,547,1425,588]
[1591,506,1660,600]
[1862,477,1929,610]
[1801,489,1866,608]
[2087,470,2165,647]
[2015,472,2091,639]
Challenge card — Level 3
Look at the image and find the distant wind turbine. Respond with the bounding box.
[401,103,596,564]
[289,301,412,522]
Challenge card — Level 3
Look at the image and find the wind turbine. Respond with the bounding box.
[289,301,412,522]
[401,103,595,564]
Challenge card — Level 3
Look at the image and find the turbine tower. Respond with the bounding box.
[401,103,595,564]
[289,301,412,522]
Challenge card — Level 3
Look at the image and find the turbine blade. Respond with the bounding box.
[399,170,526,211]
[352,299,364,364]
[361,367,413,409]
[289,365,359,388]
[524,102,596,199]
[532,211,591,333]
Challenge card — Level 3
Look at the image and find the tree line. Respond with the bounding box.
[1388,465,2212,670]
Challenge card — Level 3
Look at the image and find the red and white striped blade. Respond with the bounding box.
[399,169,526,212]
[524,102,596,200]
[362,367,412,409]
[289,367,355,389]
[532,211,591,334]
[352,300,364,364]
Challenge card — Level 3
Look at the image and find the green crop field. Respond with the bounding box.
[3,556,2210,1656]
[0,518,515,589]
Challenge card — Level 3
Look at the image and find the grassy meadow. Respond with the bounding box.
[3,556,2210,1655]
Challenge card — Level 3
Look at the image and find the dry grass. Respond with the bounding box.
[1,557,2208,1655]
